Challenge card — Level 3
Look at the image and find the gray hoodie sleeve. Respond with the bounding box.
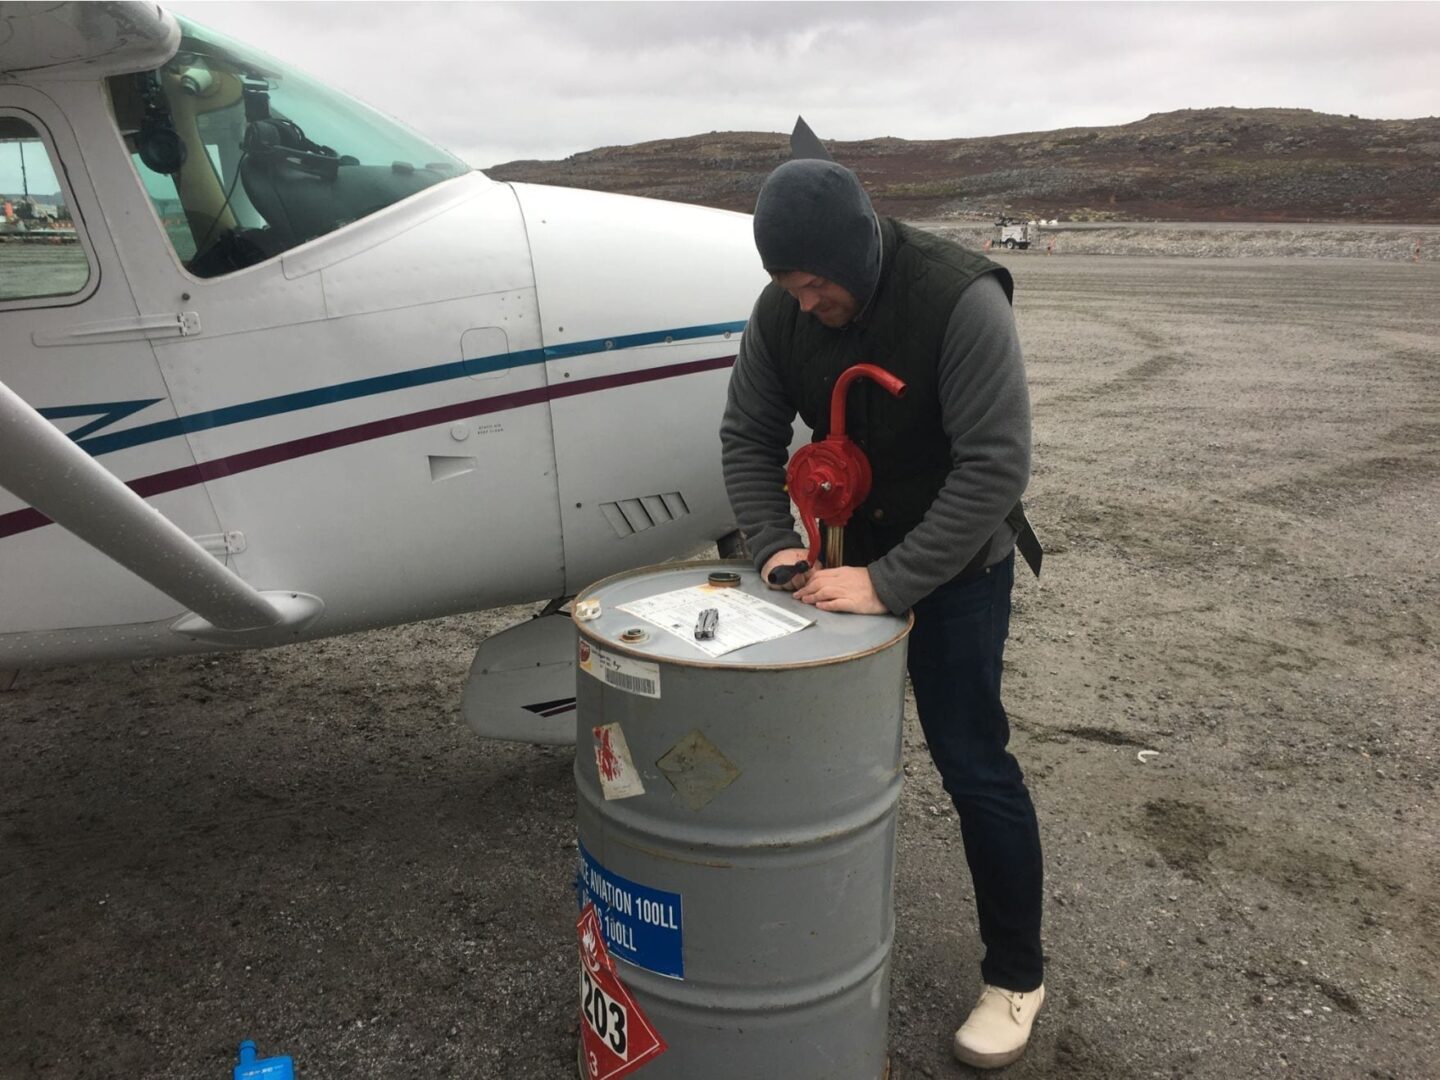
[867,273,1032,613]
[719,298,805,571]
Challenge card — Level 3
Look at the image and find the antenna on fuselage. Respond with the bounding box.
[790,116,833,162]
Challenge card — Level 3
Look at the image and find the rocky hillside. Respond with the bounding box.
[487,108,1440,223]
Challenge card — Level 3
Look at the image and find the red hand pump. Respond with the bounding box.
[785,363,907,571]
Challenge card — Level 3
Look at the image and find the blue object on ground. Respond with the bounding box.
[234,1040,295,1080]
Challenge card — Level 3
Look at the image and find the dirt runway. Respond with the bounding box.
[3,248,1437,1078]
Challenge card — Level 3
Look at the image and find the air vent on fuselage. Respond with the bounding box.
[600,492,690,537]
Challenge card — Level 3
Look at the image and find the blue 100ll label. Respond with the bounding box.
[578,842,684,980]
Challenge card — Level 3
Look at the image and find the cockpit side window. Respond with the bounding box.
[0,115,92,302]
[105,16,469,279]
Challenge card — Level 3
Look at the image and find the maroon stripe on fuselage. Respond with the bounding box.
[0,354,736,540]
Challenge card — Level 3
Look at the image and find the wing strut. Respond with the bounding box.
[0,377,285,632]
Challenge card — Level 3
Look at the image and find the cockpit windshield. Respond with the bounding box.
[106,16,470,278]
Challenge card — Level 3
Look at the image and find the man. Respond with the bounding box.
[719,158,1045,1069]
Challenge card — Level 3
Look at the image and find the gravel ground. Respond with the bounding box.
[2,231,1437,1079]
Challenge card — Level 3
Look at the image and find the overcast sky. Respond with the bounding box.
[140,1,1440,170]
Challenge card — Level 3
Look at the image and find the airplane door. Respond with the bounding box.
[0,91,226,636]
[101,166,565,632]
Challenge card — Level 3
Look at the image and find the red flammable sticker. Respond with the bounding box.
[578,901,667,1079]
[592,723,645,800]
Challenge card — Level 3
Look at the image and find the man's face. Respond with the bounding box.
[770,271,860,328]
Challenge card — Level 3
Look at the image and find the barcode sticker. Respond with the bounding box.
[606,671,655,696]
[578,639,662,699]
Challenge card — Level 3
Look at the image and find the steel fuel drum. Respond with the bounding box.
[573,560,910,1079]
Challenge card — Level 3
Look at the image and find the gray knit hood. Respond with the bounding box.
[752,159,882,312]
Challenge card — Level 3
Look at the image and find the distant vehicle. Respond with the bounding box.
[994,216,1031,250]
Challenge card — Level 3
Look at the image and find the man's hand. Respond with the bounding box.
[761,548,812,591]
[793,566,888,614]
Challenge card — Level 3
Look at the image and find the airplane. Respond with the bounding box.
[0,2,768,742]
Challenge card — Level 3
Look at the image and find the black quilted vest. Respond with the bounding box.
[754,218,1013,566]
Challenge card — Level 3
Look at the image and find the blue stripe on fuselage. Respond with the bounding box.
[76,320,746,458]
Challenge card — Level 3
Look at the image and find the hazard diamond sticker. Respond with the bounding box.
[578,902,667,1079]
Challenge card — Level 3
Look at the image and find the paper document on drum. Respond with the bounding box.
[618,586,814,657]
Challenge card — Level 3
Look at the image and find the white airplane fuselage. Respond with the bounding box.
[0,4,766,668]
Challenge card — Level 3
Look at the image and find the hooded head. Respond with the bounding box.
[752,159,881,321]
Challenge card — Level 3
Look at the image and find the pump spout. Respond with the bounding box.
[829,363,906,440]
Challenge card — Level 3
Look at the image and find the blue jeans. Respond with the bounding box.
[906,553,1044,992]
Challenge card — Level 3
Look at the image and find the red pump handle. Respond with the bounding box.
[830,363,906,439]
[781,363,909,570]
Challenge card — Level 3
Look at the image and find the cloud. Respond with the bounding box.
[165,2,1440,169]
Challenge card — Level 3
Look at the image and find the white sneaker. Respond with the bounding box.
[952,983,1045,1069]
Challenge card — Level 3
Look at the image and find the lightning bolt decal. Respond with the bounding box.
[36,399,163,442]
